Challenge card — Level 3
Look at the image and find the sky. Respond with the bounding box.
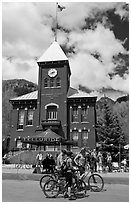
[2,1,129,94]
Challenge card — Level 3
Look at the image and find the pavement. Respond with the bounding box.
[2,164,129,185]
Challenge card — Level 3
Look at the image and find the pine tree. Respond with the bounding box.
[96,97,126,157]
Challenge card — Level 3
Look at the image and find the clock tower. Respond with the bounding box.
[37,41,71,138]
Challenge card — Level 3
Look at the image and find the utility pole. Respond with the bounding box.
[55,2,58,41]
[119,143,121,170]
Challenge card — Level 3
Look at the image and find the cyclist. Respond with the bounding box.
[74,147,87,175]
[63,151,76,200]
[56,149,67,170]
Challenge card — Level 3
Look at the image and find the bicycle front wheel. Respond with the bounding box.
[43,179,59,198]
[40,175,54,189]
[88,173,104,192]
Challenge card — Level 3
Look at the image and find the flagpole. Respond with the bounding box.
[55,2,58,41]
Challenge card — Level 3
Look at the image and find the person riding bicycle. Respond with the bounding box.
[63,151,76,200]
[74,147,86,175]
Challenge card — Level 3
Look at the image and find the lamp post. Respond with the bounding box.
[119,143,121,170]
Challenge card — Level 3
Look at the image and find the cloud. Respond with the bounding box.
[2,2,129,93]
[68,24,128,92]
[2,58,38,83]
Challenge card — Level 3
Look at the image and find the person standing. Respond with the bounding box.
[97,151,103,173]
[36,151,43,167]
[74,147,86,175]
[107,152,112,172]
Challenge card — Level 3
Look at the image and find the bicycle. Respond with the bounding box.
[15,162,32,169]
[79,165,104,192]
[43,169,87,198]
[40,167,63,189]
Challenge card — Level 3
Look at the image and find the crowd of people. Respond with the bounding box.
[35,148,116,175]
[33,148,128,200]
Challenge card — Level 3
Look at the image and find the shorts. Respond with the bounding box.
[66,171,73,187]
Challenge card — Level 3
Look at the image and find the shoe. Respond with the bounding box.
[64,193,69,198]
[68,195,76,200]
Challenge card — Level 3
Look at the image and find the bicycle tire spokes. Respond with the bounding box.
[88,174,104,192]
[43,179,60,198]
[40,175,54,189]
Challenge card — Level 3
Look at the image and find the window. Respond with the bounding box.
[81,106,88,122]
[72,130,78,145]
[17,109,25,130]
[82,130,88,145]
[47,106,57,120]
[50,79,55,87]
[56,77,61,87]
[44,78,49,88]
[46,146,58,151]
[26,109,33,126]
[72,106,78,122]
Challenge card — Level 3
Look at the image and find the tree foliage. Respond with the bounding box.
[96,98,126,157]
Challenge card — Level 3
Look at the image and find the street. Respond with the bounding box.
[2,179,129,202]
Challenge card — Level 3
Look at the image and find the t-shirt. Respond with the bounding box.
[36,153,42,161]
[74,153,85,166]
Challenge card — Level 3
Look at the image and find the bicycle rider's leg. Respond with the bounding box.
[90,165,97,183]
[64,171,72,198]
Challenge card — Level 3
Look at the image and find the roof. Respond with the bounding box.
[68,90,92,98]
[37,41,68,63]
[10,91,38,101]
[10,87,78,101]
[27,129,62,140]
[10,88,97,101]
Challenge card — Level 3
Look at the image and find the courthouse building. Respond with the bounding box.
[9,41,97,152]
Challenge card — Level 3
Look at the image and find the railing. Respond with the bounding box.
[41,120,61,127]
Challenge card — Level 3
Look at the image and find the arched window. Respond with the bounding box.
[44,78,49,88]
[46,105,57,120]
[56,77,61,87]
[50,79,55,87]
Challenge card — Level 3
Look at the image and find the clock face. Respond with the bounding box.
[48,69,57,78]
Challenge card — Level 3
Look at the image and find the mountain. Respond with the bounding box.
[96,96,115,110]
[79,85,128,101]
[2,79,38,96]
[116,95,129,103]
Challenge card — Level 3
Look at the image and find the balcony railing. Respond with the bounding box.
[41,120,61,127]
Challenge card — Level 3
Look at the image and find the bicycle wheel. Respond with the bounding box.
[74,180,87,198]
[43,179,59,198]
[15,164,21,169]
[25,164,32,169]
[40,175,54,189]
[88,173,104,192]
